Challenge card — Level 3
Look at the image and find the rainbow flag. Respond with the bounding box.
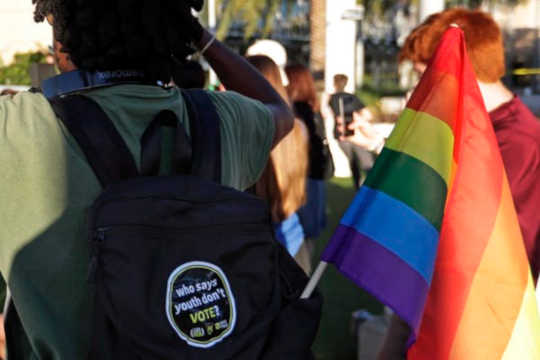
[322,27,540,358]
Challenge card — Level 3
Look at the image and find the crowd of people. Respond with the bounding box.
[0,1,538,359]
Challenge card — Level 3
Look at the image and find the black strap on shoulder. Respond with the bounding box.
[49,95,139,187]
[49,90,220,185]
[181,89,221,183]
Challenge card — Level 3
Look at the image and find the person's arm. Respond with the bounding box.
[196,29,294,148]
[0,314,4,360]
[0,275,5,360]
[343,109,385,153]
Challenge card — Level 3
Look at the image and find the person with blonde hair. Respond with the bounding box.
[246,55,311,274]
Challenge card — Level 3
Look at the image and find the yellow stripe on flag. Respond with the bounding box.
[385,108,454,186]
[502,274,540,359]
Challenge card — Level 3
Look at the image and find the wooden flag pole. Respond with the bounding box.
[301,261,328,299]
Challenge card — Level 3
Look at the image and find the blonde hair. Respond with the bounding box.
[255,119,309,222]
[246,55,289,103]
[247,55,309,222]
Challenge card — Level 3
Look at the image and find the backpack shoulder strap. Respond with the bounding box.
[181,89,221,183]
[49,94,139,187]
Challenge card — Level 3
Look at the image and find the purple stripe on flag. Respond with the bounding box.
[322,225,429,335]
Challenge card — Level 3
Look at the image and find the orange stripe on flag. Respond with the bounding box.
[449,175,529,359]
[407,30,472,131]
[407,71,459,134]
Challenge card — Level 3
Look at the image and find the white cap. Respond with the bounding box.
[246,39,289,86]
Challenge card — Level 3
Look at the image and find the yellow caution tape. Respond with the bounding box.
[513,68,540,75]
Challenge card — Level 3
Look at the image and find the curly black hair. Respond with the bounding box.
[32,0,204,82]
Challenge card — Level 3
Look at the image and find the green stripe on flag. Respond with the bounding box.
[364,148,447,230]
[385,108,454,186]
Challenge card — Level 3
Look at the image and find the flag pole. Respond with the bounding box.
[301,261,328,299]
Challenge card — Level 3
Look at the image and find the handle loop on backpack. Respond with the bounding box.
[140,110,192,176]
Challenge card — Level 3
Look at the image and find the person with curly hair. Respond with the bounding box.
[0,1,294,358]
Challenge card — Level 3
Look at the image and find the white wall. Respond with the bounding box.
[418,0,444,22]
[324,0,357,94]
[0,1,52,65]
[323,0,359,178]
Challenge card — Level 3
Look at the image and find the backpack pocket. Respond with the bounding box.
[89,223,282,360]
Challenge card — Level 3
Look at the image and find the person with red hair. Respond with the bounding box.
[401,6,540,285]
[246,55,312,274]
[378,8,540,359]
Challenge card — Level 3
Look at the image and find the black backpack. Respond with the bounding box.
[49,90,322,360]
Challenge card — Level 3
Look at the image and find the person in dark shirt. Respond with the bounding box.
[246,55,311,274]
[328,74,374,189]
[285,64,333,251]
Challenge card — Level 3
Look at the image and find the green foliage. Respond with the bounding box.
[0,51,48,86]
[357,0,409,17]
[214,0,529,41]
[214,0,293,40]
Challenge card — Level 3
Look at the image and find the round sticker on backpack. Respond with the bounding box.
[165,261,237,348]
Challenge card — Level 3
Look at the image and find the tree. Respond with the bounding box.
[0,51,48,85]
[215,0,286,40]
[310,0,326,76]
[209,0,311,41]
[357,0,414,18]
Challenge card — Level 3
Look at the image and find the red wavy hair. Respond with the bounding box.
[399,8,505,83]
[285,64,319,112]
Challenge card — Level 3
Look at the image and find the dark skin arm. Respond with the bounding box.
[196,29,294,148]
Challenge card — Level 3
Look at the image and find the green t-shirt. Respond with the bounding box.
[0,85,274,359]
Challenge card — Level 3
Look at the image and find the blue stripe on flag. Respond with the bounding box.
[340,186,439,283]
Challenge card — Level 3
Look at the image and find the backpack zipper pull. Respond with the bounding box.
[87,229,106,284]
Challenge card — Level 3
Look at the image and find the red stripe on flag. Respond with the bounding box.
[407,71,459,132]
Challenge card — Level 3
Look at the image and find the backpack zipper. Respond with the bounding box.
[87,228,107,284]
